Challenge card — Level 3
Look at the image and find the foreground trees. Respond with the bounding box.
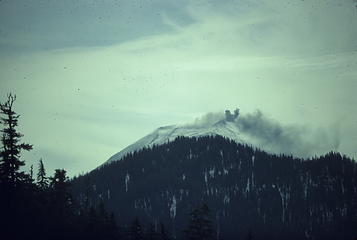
[0,93,32,188]
[0,94,122,240]
[0,94,35,239]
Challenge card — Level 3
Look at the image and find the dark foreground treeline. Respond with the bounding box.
[0,94,218,240]
[0,166,183,240]
[1,176,215,240]
[0,94,119,239]
[0,168,121,240]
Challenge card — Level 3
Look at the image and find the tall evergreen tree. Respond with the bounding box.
[37,158,48,189]
[0,93,32,187]
[0,94,35,239]
[50,169,72,222]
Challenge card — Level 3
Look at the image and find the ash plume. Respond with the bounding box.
[190,109,341,158]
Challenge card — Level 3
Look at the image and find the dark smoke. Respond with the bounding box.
[225,109,240,122]
[235,110,340,158]
[188,109,341,158]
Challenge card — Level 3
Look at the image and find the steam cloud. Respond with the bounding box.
[190,109,340,158]
[236,110,340,158]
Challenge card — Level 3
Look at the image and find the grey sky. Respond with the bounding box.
[0,0,356,176]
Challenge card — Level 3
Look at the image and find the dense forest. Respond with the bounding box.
[1,93,357,240]
[72,136,357,240]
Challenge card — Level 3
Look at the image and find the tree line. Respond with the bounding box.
[0,94,220,240]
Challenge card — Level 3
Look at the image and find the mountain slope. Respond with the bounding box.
[72,136,357,240]
[106,110,246,163]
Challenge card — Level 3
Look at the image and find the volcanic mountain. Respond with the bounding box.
[106,109,246,164]
[72,135,357,240]
[71,109,357,239]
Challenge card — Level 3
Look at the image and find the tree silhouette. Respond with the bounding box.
[49,169,72,223]
[0,93,34,239]
[37,158,48,190]
[0,94,122,240]
[29,164,34,181]
[0,93,32,188]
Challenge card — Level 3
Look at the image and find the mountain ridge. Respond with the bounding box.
[72,135,357,240]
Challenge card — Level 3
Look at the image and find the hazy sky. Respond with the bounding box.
[0,0,357,176]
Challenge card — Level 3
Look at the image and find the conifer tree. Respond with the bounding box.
[50,169,68,192]
[0,93,32,187]
[23,164,35,186]
[50,169,71,221]
[37,158,48,190]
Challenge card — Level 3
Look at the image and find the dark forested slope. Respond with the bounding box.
[71,136,357,240]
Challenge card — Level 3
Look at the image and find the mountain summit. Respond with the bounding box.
[106,109,245,164]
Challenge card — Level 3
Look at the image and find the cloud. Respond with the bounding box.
[0,0,193,52]
[186,112,225,128]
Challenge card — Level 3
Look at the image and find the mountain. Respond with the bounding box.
[71,136,357,240]
[106,109,247,164]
